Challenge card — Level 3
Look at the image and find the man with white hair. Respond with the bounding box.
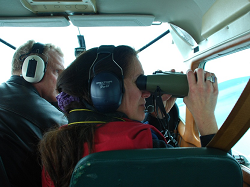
[0,40,68,187]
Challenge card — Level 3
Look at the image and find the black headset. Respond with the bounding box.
[89,45,124,113]
[20,42,48,83]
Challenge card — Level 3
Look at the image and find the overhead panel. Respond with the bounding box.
[20,0,96,14]
[69,15,155,27]
[0,17,70,27]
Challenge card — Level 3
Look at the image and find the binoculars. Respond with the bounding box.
[136,71,189,98]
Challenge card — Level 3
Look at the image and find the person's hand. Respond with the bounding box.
[161,94,176,113]
[184,68,219,136]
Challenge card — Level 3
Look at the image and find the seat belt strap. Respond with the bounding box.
[0,157,11,187]
[207,79,250,152]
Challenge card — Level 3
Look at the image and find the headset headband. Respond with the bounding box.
[88,45,123,81]
[19,42,47,63]
[30,42,45,54]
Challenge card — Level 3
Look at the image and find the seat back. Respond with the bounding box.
[70,148,243,187]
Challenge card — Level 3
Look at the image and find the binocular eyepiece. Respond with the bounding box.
[136,71,189,98]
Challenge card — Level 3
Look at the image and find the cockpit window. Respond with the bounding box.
[204,47,250,167]
[1,23,187,84]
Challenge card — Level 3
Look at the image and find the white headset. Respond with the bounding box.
[21,43,48,83]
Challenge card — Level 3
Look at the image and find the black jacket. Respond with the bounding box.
[0,76,68,187]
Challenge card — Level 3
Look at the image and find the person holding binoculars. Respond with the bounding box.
[39,45,218,187]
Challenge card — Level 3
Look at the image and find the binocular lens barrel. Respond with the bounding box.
[136,73,189,98]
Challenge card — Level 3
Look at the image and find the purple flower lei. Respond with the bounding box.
[56,92,80,112]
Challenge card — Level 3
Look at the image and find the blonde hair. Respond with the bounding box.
[11,40,64,75]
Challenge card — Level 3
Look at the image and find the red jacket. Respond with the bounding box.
[42,118,167,187]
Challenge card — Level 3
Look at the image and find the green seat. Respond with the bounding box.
[70,148,243,187]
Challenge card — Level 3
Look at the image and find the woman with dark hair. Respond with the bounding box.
[39,45,218,187]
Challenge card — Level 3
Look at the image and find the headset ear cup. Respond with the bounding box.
[22,55,46,83]
[90,72,123,113]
